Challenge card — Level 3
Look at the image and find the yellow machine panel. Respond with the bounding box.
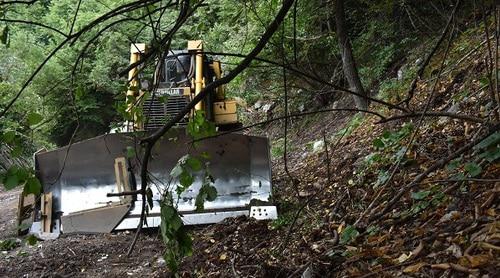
[214,100,238,124]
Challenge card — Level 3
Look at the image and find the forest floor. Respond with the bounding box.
[1,22,499,278]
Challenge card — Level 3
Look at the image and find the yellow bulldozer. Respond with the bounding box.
[19,41,276,238]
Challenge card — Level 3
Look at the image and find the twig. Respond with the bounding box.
[378,111,485,124]
[480,0,499,120]
[107,190,142,197]
[68,0,82,35]
[0,18,68,37]
[281,21,298,195]
[0,0,38,7]
[191,108,384,143]
[323,130,331,185]
[231,256,239,278]
[418,178,500,184]
[399,0,461,107]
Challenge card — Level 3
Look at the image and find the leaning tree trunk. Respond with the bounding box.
[335,0,369,110]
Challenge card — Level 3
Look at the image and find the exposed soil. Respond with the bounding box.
[0,187,21,239]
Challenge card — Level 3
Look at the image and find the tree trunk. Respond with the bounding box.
[335,0,369,110]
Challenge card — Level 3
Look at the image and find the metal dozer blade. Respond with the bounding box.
[28,129,275,238]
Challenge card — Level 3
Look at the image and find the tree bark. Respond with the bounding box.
[335,0,369,109]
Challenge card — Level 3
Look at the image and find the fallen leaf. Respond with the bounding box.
[465,254,491,268]
[411,241,424,258]
[445,243,462,258]
[431,263,451,270]
[485,208,495,217]
[219,253,227,261]
[403,262,427,273]
[395,252,412,263]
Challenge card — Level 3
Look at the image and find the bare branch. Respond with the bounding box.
[399,0,461,107]
[0,18,68,37]
[191,108,385,143]
[378,111,485,124]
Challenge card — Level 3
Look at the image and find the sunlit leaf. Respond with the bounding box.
[340,225,359,244]
[25,234,38,246]
[2,130,16,143]
[179,171,194,188]
[372,138,384,148]
[205,186,217,201]
[126,146,135,158]
[464,162,481,177]
[146,188,154,209]
[474,132,499,150]
[4,174,19,190]
[27,112,43,126]
[411,190,430,200]
[186,156,202,171]
[170,164,183,178]
[24,176,41,195]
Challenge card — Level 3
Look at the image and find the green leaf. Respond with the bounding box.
[15,167,29,181]
[205,186,217,201]
[126,146,135,158]
[374,170,389,187]
[382,130,391,139]
[464,162,482,177]
[4,173,19,190]
[2,130,16,143]
[161,205,175,221]
[0,239,18,251]
[146,188,154,209]
[411,200,430,214]
[17,223,30,231]
[447,158,462,171]
[0,26,9,45]
[179,171,194,188]
[170,164,183,178]
[364,153,381,164]
[177,231,193,256]
[170,214,183,231]
[474,132,500,150]
[27,112,43,126]
[75,85,85,100]
[372,138,384,148]
[195,193,206,211]
[200,151,210,159]
[186,156,202,171]
[340,225,359,244]
[411,190,431,200]
[24,176,41,195]
[25,234,37,246]
[478,147,500,162]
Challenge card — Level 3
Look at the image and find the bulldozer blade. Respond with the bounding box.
[61,203,131,234]
[33,129,273,235]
